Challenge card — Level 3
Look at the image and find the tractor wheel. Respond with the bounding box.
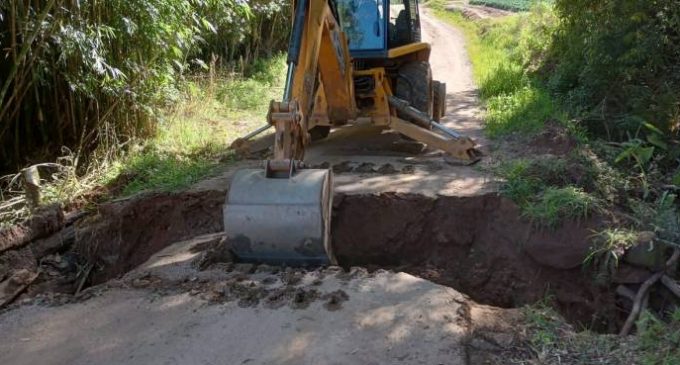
[395,62,433,140]
[309,126,331,141]
[395,61,433,119]
[432,80,446,122]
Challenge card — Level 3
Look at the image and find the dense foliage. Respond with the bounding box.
[0,0,289,173]
[546,0,680,150]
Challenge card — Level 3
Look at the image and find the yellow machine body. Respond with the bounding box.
[225,0,479,266]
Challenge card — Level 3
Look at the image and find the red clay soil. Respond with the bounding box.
[75,190,225,285]
[72,189,619,332]
[332,193,620,333]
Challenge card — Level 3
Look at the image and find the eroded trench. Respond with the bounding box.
[75,189,619,333]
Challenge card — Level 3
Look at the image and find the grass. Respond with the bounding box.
[585,228,639,282]
[497,157,599,227]
[637,309,680,365]
[498,159,542,204]
[102,54,287,197]
[521,303,638,364]
[434,3,680,362]
[520,303,680,364]
[433,4,603,228]
[523,186,598,227]
[432,3,556,138]
[1,55,286,224]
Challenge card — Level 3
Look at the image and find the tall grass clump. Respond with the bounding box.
[97,54,287,197]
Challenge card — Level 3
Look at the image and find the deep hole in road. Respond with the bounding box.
[77,190,620,333]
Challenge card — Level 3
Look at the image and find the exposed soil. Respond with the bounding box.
[332,192,620,333]
[75,190,225,285]
[46,188,621,333]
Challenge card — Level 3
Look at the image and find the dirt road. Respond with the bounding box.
[0,11,505,365]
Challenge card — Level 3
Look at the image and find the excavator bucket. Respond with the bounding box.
[223,168,335,266]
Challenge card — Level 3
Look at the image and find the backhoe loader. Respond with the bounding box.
[224,0,479,266]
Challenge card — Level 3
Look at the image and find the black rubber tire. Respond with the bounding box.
[395,61,433,119]
[309,125,331,141]
[432,80,446,122]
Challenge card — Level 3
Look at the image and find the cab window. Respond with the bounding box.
[388,0,409,47]
[335,0,386,51]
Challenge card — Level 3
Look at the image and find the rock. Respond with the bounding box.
[322,290,349,311]
[0,247,37,279]
[255,264,275,273]
[131,278,151,288]
[401,165,416,174]
[332,161,354,173]
[623,240,667,270]
[9,269,34,286]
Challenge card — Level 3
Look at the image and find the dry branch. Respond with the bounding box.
[661,275,680,299]
[620,248,680,336]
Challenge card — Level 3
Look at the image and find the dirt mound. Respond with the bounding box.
[527,122,577,156]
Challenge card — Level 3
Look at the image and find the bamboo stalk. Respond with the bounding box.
[0,0,57,122]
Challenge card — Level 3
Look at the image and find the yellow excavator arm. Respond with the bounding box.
[224,0,480,266]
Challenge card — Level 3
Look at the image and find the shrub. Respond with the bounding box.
[547,0,680,143]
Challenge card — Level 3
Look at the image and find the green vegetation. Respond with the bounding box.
[586,228,638,273]
[497,157,599,227]
[522,303,637,364]
[432,3,557,138]
[638,310,680,365]
[523,186,597,227]
[434,1,679,235]
[110,55,286,197]
[522,303,680,364]
[434,5,680,358]
[0,1,289,223]
[0,55,285,226]
[469,0,533,12]
[548,1,680,142]
[0,0,289,174]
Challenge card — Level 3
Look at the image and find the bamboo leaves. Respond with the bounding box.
[0,0,289,173]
